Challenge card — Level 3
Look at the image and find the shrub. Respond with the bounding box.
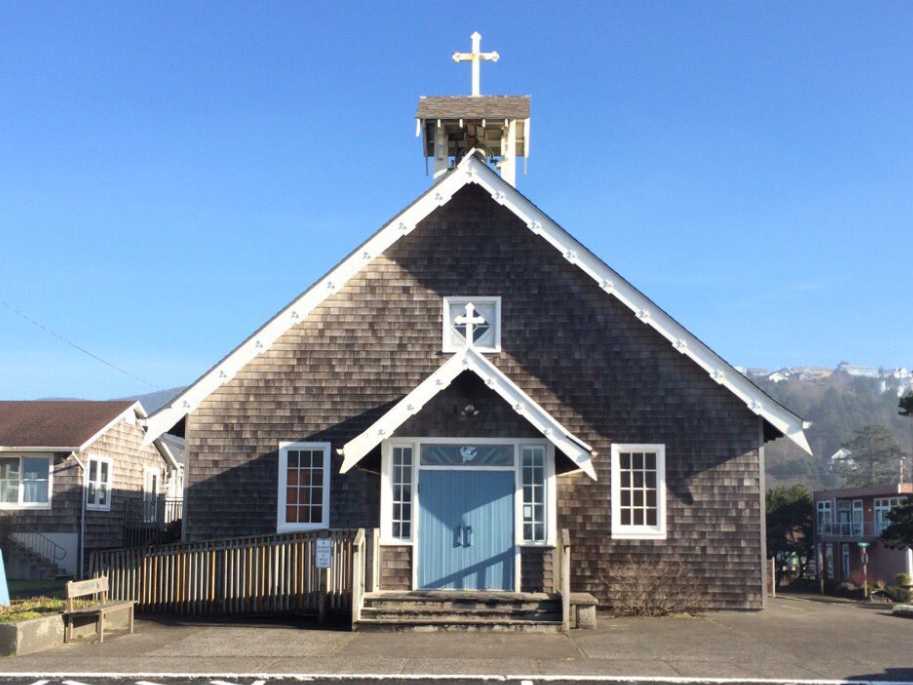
[602,559,703,616]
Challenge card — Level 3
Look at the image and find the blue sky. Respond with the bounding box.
[1,1,911,399]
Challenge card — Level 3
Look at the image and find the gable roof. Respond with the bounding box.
[145,152,811,455]
[417,96,530,120]
[0,400,137,451]
[340,346,597,479]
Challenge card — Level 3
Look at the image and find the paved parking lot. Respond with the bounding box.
[2,596,912,681]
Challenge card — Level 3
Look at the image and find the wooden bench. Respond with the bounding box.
[64,577,134,643]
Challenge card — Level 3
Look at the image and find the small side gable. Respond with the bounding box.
[340,346,597,479]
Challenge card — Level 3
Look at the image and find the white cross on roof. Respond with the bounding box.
[452,31,499,97]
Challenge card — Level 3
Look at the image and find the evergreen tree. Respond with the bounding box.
[766,485,814,575]
[881,499,913,549]
[835,425,904,487]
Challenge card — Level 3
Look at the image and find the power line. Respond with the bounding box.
[1,298,156,389]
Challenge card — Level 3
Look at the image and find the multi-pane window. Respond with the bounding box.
[611,444,666,539]
[875,496,908,534]
[0,456,51,508]
[391,446,413,540]
[86,457,112,511]
[521,446,546,543]
[278,442,330,532]
[816,500,833,533]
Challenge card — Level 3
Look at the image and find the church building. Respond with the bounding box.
[144,33,810,617]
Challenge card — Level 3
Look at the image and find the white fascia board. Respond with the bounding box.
[465,156,812,455]
[144,150,810,455]
[339,347,598,480]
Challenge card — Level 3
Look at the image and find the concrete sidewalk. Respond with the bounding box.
[2,597,911,680]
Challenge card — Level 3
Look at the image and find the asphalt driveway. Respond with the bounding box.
[2,596,912,680]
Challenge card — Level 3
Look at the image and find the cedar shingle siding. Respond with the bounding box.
[83,418,174,550]
[0,418,174,553]
[185,184,764,609]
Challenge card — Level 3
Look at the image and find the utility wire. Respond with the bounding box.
[1,298,157,389]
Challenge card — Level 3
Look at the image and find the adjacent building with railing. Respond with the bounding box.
[813,483,913,589]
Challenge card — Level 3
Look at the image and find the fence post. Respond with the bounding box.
[560,528,571,632]
[351,529,366,625]
[317,535,328,625]
[370,527,380,593]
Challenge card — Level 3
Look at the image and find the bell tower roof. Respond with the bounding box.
[416,32,530,188]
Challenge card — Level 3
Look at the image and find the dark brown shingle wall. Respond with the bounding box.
[185,184,763,609]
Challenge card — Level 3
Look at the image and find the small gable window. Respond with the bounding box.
[278,442,331,533]
[86,456,112,511]
[611,444,666,540]
[442,296,501,353]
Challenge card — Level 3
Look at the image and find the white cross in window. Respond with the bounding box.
[454,302,486,348]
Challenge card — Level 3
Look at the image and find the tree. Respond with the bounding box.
[766,484,814,577]
[834,425,904,487]
[900,392,913,419]
[901,392,913,483]
[880,500,913,549]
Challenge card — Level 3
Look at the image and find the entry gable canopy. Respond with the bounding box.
[339,346,597,480]
[145,150,811,456]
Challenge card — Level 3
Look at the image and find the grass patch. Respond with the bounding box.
[0,596,66,623]
[0,579,83,623]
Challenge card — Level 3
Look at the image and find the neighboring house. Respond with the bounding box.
[0,401,181,577]
[142,42,811,613]
[830,448,854,465]
[767,370,791,383]
[813,483,913,589]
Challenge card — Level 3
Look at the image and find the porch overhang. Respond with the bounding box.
[339,347,597,479]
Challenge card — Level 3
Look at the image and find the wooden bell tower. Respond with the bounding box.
[416,32,530,187]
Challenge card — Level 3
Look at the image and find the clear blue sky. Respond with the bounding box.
[1,1,911,400]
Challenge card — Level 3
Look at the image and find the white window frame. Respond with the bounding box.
[277,441,331,533]
[442,296,502,353]
[0,454,53,510]
[85,455,113,512]
[611,443,667,540]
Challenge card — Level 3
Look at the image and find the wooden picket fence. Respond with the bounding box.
[88,529,360,618]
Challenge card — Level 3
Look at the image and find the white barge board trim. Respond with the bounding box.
[144,151,811,456]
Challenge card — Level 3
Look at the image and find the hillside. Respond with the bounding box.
[759,373,913,490]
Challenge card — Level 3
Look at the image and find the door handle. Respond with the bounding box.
[464,526,473,547]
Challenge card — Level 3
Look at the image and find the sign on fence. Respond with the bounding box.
[315,538,333,568]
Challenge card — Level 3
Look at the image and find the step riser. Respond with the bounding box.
[365,600,560,612]
[354,622,562,633]
[361,609,561,621]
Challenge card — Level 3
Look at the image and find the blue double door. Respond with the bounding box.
[418,470,515,591]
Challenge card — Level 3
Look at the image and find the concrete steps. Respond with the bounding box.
[355,591,563,632]
[2,542,68,581]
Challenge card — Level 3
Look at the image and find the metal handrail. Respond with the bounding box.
[9,530,66,564]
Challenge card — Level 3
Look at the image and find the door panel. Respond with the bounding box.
[418,470,515,590]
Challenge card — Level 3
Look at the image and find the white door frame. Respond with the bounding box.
[380,436,557,592]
